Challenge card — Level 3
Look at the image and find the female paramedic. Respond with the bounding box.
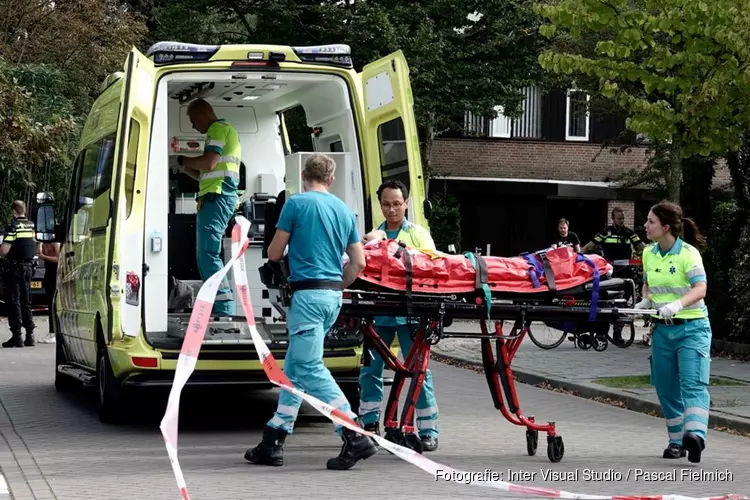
[636,201,710,463]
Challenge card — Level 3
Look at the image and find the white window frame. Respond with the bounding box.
[490,105,512,138]
[565,89,590,141]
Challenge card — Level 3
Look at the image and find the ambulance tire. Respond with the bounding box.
[96,326,125,424]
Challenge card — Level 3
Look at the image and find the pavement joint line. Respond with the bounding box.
[0,394,57,500]
[430,351,750,435]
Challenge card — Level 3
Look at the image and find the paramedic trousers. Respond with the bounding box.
[650,318,712,446]
[196,192,236,316]
[359,324,439,437]
[267,289,358,435]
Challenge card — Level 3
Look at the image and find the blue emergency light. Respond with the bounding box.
[146,42,220,64]
[292,44,353,68]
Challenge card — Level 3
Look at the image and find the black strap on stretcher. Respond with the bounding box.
[393,242,414,316]
[538,251,556,292]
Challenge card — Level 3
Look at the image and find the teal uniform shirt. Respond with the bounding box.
[276,190,359,283]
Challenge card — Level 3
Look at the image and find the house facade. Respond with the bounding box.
[427,86,729,256]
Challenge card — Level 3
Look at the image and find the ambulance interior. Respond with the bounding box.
[155,70,374,345]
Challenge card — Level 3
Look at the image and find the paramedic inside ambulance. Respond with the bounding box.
[173,98,241,317]
[360,179,440,451]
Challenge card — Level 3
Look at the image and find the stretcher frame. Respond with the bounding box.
[332,276,646,463]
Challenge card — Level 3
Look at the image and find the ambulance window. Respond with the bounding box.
[378,117,409,192]
[80,135,116,200]
[124,119,140,219]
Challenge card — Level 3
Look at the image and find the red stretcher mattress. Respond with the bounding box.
[356,240,612,295]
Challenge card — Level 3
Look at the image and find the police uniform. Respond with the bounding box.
[2,216,37,347]
[358,219,440,449]
[195,119,241,317]
[643,238,711,461]
[591,225,643,261]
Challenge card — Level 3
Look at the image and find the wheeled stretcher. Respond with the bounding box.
[323,241,643,463]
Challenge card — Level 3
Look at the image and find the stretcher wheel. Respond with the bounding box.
[547,436,564,463]
[526,429,538,456]
[576,334,592,350]
[592,335,608,352]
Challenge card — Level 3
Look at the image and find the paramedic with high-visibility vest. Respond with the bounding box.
[359,179,440,452]
[175,98,241,317]
[636,201,711,464]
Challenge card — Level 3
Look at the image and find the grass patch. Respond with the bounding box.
[593,375,746,388]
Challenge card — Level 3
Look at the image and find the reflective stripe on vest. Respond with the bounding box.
[199,123,241,197]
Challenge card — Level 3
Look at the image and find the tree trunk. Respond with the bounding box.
[666,139,682,202]
[420,115,436,197]
[726,133,750,213]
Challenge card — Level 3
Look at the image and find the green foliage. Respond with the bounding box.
[0,62,79,221]
[427,189,462,253]
[535,0,750,201]
[727,223,750,343]
[144,0,548,174]
[703,200,741,340]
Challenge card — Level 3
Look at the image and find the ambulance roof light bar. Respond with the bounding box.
[292,44,353,68]
[146,41,220,65]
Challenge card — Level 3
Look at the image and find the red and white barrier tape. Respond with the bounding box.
[159,216,746,500]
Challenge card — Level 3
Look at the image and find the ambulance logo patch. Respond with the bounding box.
[669,266,676,274]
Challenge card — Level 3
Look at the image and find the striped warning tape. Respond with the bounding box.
[159,215,747,500]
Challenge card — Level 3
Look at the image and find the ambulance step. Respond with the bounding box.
[57,364,96,385]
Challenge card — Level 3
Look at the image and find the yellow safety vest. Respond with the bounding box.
[642,238,708,320]
[378,219,435,251]
[200,119,241,198]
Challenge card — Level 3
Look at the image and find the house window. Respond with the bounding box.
[490,105,512,138]
[566,90,589,141]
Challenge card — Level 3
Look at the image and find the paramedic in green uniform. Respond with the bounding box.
[637,201,711,463]
[175,99,241,317]
[359,180,440,452]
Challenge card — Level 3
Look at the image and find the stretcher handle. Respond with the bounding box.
[615,308,658,316]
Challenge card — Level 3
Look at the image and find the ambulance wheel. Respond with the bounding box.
[526,429,538,456]
[592,336,608,352]
[576,334,592,350]
[547,436,564,463]
[403,432,424,454]
[97,336,124,424]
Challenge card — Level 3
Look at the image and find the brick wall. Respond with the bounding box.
[607,200,635,228]
[431,138,649,183]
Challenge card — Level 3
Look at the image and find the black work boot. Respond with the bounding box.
[421,435,439,452]
[24,331,35,347]
[326,428,378,470]
[663,443,686,459]
[682,432,705,463]
[245,425,287,466]
[363,422,380,448]
[2,333,24,348]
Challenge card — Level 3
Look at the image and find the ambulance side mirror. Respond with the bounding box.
[423,199,433,220]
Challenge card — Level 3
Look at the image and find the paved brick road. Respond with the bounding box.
[1,317,749,500]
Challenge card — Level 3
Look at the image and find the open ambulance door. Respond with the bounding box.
[109,48,156,342]
[360,50,428,231]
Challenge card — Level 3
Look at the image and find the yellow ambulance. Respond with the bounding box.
[39,42,428,422]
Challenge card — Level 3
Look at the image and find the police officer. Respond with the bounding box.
[245,153,377,470]
[1,201,40,347]
[637,201,711,463]
[174,98,241,317]
[581,207,645,259]
[358,179,440,451]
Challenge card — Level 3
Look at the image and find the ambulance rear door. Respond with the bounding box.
[111,47,156,341]
[359,50,428,230]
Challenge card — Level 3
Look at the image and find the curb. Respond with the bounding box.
[431,351,750,435]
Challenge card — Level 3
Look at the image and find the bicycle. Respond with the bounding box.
[605,259,644,348]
